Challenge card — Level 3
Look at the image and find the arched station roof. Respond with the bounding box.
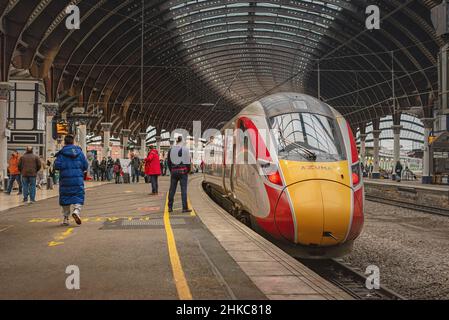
[0,0,442,138]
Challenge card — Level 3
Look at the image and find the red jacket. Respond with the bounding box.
[145,149,161,176]
[8,154,20,175]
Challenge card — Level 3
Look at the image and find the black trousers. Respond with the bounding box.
[149,175,159,193]
[168,173,188,210]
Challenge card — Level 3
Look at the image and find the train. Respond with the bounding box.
[202,92,364,258]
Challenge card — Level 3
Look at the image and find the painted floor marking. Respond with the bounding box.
[48,228,74,247]
[163,193,192,300]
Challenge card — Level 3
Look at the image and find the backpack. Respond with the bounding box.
[113,164,120,173]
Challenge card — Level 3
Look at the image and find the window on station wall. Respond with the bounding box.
[7,80,46,131]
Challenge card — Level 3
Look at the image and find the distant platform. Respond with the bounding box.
[364,179,449,215]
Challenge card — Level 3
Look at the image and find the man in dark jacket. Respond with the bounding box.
[18,147,41,203]
[395,161,403,182]
[54,135,89,226]
[91,156,100,181]
[167,136,192,213]
[130,153,141,183]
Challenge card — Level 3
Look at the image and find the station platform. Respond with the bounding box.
[364,178,449,215]
[0,176,351,300]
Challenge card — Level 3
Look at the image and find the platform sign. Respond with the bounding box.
[56,122,69,135]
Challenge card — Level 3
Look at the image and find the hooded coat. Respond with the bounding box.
[144,149,161,176]
[54,145,89,206]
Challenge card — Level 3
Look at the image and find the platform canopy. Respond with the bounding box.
[0,0,441,136]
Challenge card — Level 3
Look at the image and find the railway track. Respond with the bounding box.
[366,195,449,217]
[298,258,405,300]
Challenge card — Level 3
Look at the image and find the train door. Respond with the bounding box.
[223,127,233,195]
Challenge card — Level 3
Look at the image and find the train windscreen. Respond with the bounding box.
[269,112,347,162]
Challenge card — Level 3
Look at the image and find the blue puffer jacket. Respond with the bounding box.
[54,145,89,206]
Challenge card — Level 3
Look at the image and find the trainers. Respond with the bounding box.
[62,217,70,226]
[168,208,173,213]
[182,209,193,213]
[72,212,82,225]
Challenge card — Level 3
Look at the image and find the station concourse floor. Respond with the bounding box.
[0,176,350,300]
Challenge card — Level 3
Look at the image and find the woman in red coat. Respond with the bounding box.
[144,146,161,195]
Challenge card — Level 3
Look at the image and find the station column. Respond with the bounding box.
[121,129,131,159]
[43,103,59,160]
[392,124,403,179]
[359,133,367,165]
[421,118,435,184]
[78,120,88,156]
[155,135,161,153]
[0,82,13,188]
[139,132,147,157]
[372,129,382,179]
[101,122,113,159]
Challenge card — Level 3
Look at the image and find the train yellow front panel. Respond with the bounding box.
[319,181,351,246]
[279,160,351,187]
[287,180,324,245]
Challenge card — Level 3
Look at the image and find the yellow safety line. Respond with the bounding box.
[187,198,196,217]
[163,193,193,300]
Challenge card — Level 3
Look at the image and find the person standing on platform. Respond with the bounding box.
[5,150,22,195]
[36,156,46,189]
[54,135,88,226]
[113,159,122,184]
[100,158,107,181]
[130,153,141,183]
[18,147,41,204]
[92,156,100,181]
[167,136,192,213]
[395,161,403,183]
[107,156,114,181]
[145,146,161,195]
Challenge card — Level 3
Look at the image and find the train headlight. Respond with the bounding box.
[352,163,361,186]
[267,171,283,186]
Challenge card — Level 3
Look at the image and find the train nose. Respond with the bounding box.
[277,180,352,246]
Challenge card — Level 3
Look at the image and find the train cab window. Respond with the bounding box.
[270,112,346,162]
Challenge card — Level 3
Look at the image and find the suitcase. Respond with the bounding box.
[123,173,130,184]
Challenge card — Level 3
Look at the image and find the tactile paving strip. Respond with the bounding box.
[100,218,186,230]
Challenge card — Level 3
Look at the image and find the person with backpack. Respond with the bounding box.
[113,159,122,184]
[144,146,161,195]
[54,135,88,226]
[167,136,192,213]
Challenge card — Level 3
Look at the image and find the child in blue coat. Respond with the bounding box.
[54,135,89,226]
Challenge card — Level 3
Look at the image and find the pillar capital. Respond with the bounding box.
[155,135,161,141]
[43,102,59,116]
[101,122,113,132]
[139,132,147,139]
[391,125,403,135]
[0,82,13,100]
[359,133,367,141]
[121,129,131,137]
[420,117,435,129]
[372,129,382,139]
